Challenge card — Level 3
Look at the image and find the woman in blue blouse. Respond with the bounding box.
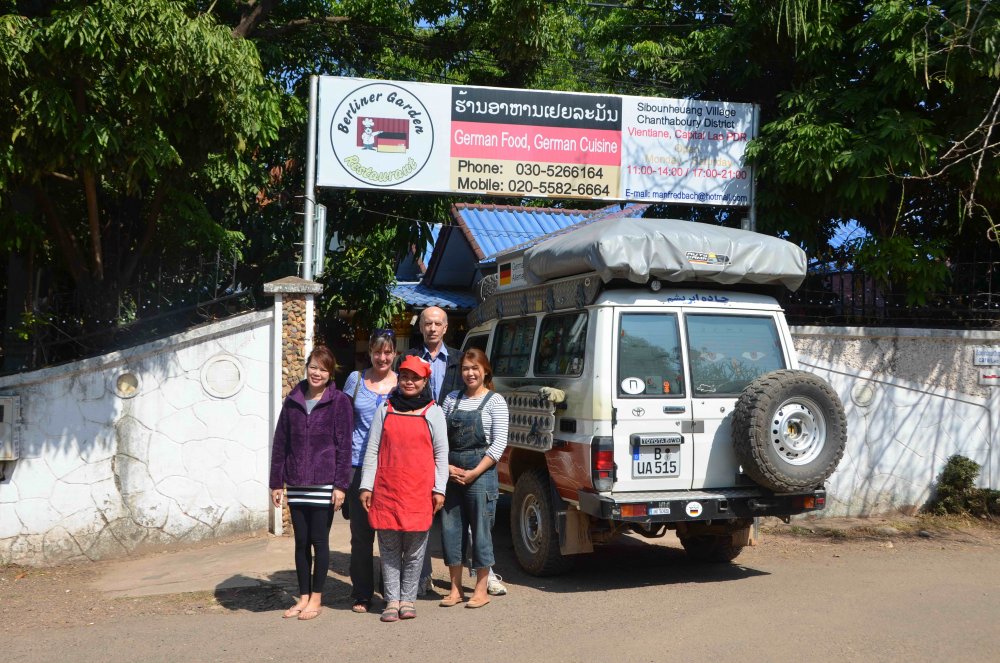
[343,329,398,613]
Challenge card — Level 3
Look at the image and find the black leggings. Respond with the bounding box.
[289,504,334,595]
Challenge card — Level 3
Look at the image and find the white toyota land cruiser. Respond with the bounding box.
[462,217,847,575]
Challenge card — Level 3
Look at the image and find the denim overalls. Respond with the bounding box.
[441,392,500,569]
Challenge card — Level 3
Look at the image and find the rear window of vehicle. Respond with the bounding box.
[491,318,537,377]
[463,334,489,353]
[535,312,587,377]
[686,314,786,396]
[617,313,685,397]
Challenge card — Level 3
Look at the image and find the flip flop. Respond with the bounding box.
[380,607,400,623]
[351,599,371,614]
[282,607,303,619]
[439,595,464,607]
[298,608,322,621]
[398,605,416,620]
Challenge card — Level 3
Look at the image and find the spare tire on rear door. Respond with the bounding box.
[732,369,846,493]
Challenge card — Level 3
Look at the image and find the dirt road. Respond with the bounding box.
[4,513,999,663]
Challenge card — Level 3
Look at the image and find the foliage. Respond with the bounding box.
[850,235,951,305]
[0,0,282,337]
[12,0,997,359]
[582,0,1000,299]
[928,455,1000,517]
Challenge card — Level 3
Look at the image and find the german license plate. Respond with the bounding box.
[632,445,680,478]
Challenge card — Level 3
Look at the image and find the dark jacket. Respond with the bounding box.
[402,344,463,401]
[269,380,353,491]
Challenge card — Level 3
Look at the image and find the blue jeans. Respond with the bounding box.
[440,452,498,569]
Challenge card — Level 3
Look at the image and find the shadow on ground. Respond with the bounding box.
[214,496,769,611]
[490,497,770,594]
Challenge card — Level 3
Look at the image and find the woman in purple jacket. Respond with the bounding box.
[269,345,353,621]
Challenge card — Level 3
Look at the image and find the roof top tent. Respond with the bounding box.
[470,217,807,327]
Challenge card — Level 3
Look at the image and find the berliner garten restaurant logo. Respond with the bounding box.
[328,82,435,187]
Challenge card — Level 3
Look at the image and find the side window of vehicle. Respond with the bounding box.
[686,314,786,396]
[617,313,684,397]
[463,334,489,353]
[535,312,588,376]
[491,318,537,376]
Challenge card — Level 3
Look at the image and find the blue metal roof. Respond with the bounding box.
[455,204,596,260]
[478,203,650,264]
[391,282,478,310]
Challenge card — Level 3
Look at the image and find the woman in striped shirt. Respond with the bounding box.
[269,345,353,621]
[438,348,509,609]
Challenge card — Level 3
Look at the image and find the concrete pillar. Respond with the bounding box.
[263,276,324,535]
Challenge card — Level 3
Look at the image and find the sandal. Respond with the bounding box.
[398,604,416,620]
[298,607,322,621]
[439,595,464,607]
[351,599,371,614]
[282,606,304,619]
[380,607,400,623]
[465,597,491,609]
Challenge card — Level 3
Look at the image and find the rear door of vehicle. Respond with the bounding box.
[610,308,693,492]
[684,311,790,489]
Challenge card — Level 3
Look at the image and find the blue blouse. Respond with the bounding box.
[343,370,393,467]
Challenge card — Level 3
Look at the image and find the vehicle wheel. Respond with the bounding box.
[680,535,745,563]
[511,468,573,576]
[732,369,847,493]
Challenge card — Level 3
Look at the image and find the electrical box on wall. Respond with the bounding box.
[0,395,20,461]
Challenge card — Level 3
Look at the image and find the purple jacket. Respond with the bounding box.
[269,380,353,491]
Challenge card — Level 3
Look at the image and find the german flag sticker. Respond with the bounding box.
[499,262,512,286]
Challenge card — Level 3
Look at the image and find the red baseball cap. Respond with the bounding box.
[398,355,431,378]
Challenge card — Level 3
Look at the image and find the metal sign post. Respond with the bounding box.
[302,75,319,280]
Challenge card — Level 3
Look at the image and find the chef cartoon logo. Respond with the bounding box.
[330,82,434,187]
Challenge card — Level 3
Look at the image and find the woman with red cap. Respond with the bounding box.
[359,355,448,622]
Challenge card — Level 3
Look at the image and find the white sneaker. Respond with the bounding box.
[487,573,507,596]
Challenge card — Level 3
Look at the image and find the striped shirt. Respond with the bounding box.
[440,390,509,462]
[286,485,334,506]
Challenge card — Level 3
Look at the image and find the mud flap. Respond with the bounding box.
[732,523,753,549]
[557,505,594,555]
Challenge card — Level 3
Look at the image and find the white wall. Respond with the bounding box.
[2,317,996,563]
[0,311,273,565]
[793,326,998,517]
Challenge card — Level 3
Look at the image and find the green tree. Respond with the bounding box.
[0,0,282,337]
[583,0,1000,298]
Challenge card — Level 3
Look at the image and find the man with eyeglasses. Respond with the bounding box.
[402,306,463,404]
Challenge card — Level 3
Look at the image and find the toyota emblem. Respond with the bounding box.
[632,407,645,417]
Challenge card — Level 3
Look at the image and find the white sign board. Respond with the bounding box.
[978,369,1000,387]
[316,77,755,207]
[973,347,1000,366]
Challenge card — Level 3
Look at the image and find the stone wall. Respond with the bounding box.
[0,312,273,565]
[280,296,307,397]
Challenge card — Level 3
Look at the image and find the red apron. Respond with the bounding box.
[368,403,436,532]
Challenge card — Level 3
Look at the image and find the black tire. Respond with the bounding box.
[732,369,847,493]
[510,468,573,576]
[680,535,745,563]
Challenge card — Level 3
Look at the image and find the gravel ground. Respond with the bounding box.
[3,513,997,638]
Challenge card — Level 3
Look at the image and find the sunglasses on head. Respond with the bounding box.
[369,328,395,341]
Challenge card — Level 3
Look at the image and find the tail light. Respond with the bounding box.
[592,436,615,492]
